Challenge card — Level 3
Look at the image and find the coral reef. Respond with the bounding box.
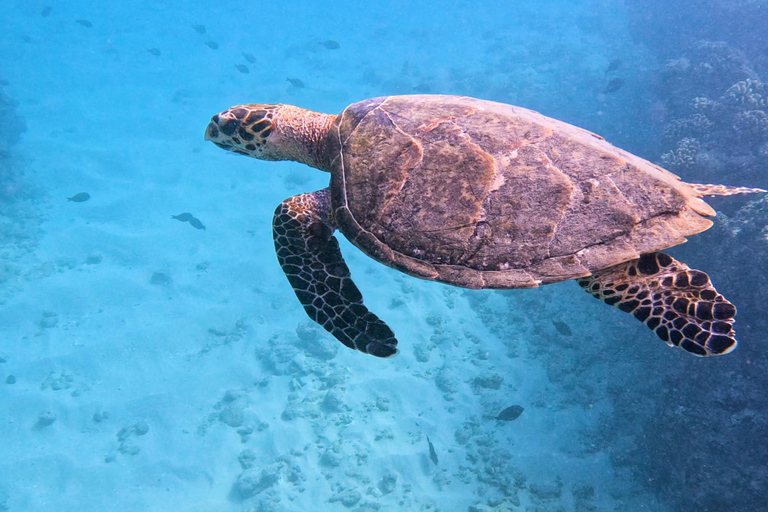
[660,137,700,170]
[0,84,25,202]
[723,78,768,109]
[659,42,758,116]
[609,197,768,512]
[608,26,768,509]
[627,1,768,79]
[656,42,768,188]
[0,86,24,155]
[0,81,39,278]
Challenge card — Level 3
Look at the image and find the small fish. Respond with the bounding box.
[76,19,93,28]
[426,436,438,465]
[235,64,249,74]
[150,272,172,285]
[243,52,256,64]
[552,320,572,336]
[147,48,161,56]
[193,25,206,34]
[67,192,90,202]
[605,58,622,74]
[497,405,524,421]
[189,217,206,230]
[603,78,624,94]
[41,6,52,17]
[287,78,305,88]
[320,40,340,50]
[205,40,219,50]
[171,213,194,222]
[413,83,431,93]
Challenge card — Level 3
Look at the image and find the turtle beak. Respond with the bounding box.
[204,115,235,150]
[204,122,217,141]
[204,115,221,142]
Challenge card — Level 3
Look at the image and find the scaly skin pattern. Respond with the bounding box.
[272,188,398,357]
[578,252,737,356]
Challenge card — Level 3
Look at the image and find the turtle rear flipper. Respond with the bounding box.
[273,189,398,358]
[578,252,737,356]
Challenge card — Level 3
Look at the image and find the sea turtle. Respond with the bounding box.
[204,95,764,358]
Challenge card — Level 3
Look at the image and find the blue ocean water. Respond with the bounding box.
[1,1,767,511]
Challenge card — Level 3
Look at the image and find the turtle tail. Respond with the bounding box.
[689,183,766,197]
[578,252,737,357]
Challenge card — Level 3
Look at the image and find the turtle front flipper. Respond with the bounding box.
[273,189,398,357]
[578,252,737,356]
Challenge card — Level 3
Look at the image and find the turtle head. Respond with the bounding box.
[205,104,281,160]
[205,104,336,170]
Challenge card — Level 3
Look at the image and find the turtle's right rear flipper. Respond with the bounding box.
[578,252,737,356]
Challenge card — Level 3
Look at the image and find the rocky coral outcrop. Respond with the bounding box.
[657,43,768,188]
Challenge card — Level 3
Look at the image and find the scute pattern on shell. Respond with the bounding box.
[329,95,716,289]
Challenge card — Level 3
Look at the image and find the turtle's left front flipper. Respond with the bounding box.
[273,188,398,357]
[578,252,737,356]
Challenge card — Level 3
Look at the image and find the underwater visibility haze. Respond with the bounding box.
[1,1,768,511]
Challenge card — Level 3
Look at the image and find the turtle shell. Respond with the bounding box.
[328,95,715,289]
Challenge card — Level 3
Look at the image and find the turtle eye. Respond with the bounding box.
[218,118,240,137]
